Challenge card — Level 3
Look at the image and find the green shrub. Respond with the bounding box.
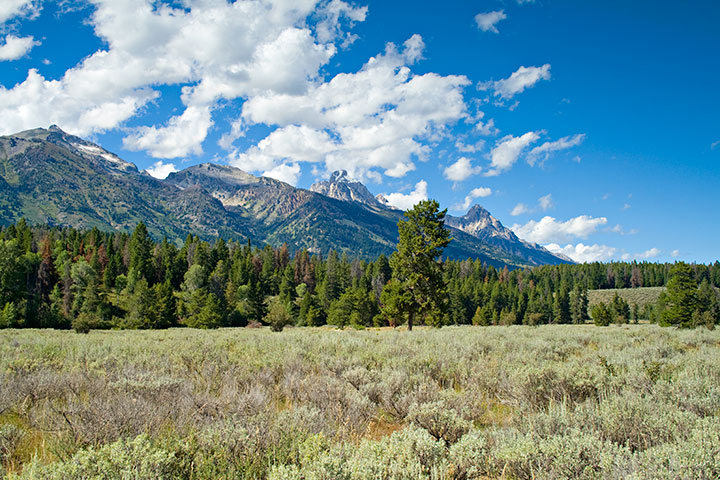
[16,434,186,479]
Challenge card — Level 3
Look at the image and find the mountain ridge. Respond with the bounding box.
[0,126,570,267]
[309,170,568,266]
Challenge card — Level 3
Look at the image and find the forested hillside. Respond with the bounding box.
[0,221,718,331]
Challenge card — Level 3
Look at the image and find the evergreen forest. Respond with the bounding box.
[1,220,718,332]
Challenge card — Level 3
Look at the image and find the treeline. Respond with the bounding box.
[0,221,718,330]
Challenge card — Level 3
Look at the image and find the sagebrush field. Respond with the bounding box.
[2,325,719,479]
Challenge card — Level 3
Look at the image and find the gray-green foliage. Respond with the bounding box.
[2,325,720,479]
[17,434,183,479]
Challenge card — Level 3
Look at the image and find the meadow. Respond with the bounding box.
[587,287,666,309]
[1,325,719,479]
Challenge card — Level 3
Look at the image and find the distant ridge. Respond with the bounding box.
[0,127,570,267]
[310,170,568,266]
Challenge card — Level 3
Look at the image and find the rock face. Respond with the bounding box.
[446,205,518,243]
[445,205,564,266]
[0,127,570,266]
[309,170,387,209]
[309,171,571,266]
[0,126,250,241]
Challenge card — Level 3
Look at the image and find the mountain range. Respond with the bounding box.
[0,126,569,268]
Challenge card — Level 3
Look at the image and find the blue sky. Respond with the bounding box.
[0,0,718,263]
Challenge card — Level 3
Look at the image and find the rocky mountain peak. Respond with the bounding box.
[310,170,386,209]
[446,204,519,243]
[329,170,349,183]
[8,125,138,174]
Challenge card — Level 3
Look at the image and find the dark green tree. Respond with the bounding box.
[570,285,589,324]
[591,303,612,326]
[610,292,631,324]
[384,200,451,330]
[660,262,698,327]
[128,222,154,286]
[552,288,571,324]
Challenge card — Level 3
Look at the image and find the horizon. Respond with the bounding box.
[0,0,718,264]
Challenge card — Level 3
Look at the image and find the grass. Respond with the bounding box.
[588,286,666,307]
[1,325,719,479]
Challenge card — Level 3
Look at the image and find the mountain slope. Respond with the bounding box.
[309,170,387,209]
[0,127,569,267]
[445,205,564,266]
[310,171,569,266]
[0,127,251,241]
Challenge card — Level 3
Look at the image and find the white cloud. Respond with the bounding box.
[144,160,177,179]
[621,248,661,261]
[511,203,529,216]
[538,193,553,211]
[124,106,213,158]
[512,215,608,244]
[545,243,617,263]
[671,249,680,258]
[485,64,551,99]
[232,35,470,180]
[486,131,539,176]
[443,157,482,182]
[313,0,368,46]
[474,10,506,34]
[711,140,720,150]
[0,35,38,61]
[0,0,365,156]
[453,187,492,211]
[262,162,301,186]
[527,133,585,165]
[382,180,428,211]
[474,117,497,136]
[0,0,40,24]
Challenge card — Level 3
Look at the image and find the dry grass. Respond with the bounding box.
[588,286,665,307]
[1,325,719,479]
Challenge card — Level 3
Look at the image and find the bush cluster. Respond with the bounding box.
[1,325,719,478]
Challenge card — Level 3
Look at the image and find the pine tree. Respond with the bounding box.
[152,280,176,328]
[384,200,451,330]
[247,276,267,324]
[660,262,698,327]
[570,285,588,324]
[591,303,612,326]
[553,288,571,324]
[128,222,154,287]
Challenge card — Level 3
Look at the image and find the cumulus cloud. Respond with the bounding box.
[0,0,40,24]
[545,243,617,263]
[621,248,661,261]
[512,215,608,244]
[0,35,38,61]
[313,0,368,46]
[671,249,680,258]
[262,162,301,186]
[443,157,482,182]
[538,193,553,211]
[527,133,585,165]
[486,131,539,176]
[484,64,551,99]
[231,35,470,180]
[474,10,506,33]
[453,187,492,211]
[124,106,213,158]
[0,0,364,157]
[144,160,177,179]
[511,203,530,216]
[382,180,428,211]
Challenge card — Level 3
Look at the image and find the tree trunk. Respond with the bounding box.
[408,310,413,331]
